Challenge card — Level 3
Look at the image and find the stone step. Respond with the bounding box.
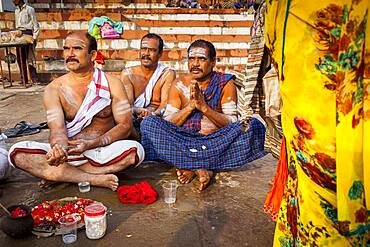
[28,0,168,9]
[0,11,253,22]
[27,1,246,11]
[0,8,253,75]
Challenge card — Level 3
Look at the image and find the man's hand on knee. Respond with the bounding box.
[67,139,93,155]
[135,107,152,118]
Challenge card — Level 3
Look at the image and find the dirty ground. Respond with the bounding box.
[0,88,277,247]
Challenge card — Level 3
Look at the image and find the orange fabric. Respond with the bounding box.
[263,137,287,221]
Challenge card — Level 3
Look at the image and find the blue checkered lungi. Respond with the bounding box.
[140,115,266,170]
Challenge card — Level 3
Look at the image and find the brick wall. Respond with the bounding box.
[0,3,254,80]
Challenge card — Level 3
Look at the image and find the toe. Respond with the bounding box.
[176,169,182,176]
[178,176,186,184]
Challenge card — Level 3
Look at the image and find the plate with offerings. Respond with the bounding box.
[31,197,98,237]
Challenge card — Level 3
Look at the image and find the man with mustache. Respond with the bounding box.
[120,33,175,139]
[8,31,144,191]
[141,39,266,191]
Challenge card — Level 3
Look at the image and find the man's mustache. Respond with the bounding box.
[66,57,79,63]
[141,56,151,61]
[190,67,202,72]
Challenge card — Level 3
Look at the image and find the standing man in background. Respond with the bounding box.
[13,0,40,84]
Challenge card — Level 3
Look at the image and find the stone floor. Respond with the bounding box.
[0,88,277,247]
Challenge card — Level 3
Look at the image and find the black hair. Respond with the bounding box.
[187,39,216,60]
[141,33,164,53]
[85,32,97,53]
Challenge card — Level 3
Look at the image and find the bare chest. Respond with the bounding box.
[59,86,112,121]
[132,76,162,100]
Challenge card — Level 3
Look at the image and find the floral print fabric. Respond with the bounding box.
[264,0,369,246]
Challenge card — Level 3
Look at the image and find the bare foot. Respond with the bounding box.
[195,170,213,191]
[90,174,119,191]
[176,169,195,184]
[38,179,58,189]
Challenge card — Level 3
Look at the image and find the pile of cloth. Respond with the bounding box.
[88,16,124,40]
[117,180,158,204]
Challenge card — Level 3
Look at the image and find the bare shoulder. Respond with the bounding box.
[120,66,136,76]
[164,68,176,77]
[130,66,141,74]
[105,73,123,88]
[122,65,140,76]
[44,74,66,93]
[171,76,182,87]
[120,66,140,82]
[177,74,192,86]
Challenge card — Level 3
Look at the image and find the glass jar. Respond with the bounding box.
[84,204,107,239]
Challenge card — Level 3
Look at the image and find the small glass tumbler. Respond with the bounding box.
[58,214,79,244]
[162,181,179,204]
[78,182,90,193]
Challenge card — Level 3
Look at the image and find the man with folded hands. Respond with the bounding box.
[141,39,266,191]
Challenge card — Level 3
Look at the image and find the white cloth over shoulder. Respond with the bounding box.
[66,68,111,138]
[134,63,169,108]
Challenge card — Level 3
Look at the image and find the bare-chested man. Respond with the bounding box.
[120,33,175,121]
[140,39,266,191]
[8,31,144,191]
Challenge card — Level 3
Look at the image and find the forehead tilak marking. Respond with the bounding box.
[65,37,87,47]
[141,40,150,48]
[189,47,207,57]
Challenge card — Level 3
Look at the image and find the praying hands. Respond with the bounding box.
[189,81,207,113]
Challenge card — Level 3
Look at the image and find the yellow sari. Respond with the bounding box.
[265,0,370,246]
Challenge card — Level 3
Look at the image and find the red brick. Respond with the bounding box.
[0,13,15,21]
[36,49,249,61]
[132,20,253,28]
[39,30,250,44]
[33,9,242,15]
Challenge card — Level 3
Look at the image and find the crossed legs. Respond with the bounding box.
[13,151,137,191]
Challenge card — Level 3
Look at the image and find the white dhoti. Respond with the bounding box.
[0,134,10,180]
[0,147,9,180]
[8,140,145,168]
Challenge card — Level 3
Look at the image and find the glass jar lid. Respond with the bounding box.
[84,204,106,217]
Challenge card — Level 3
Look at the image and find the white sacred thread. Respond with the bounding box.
[46,109,61,123]
[188,47,207,58]
[176,81,190,99]
[114,100,131,116]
